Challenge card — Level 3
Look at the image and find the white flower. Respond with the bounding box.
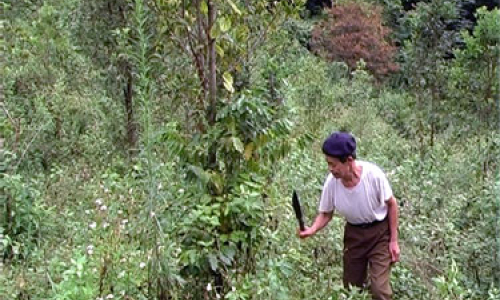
[232,286,236,292]
[95,199,103,206]
[216,293,221,299]
[89,222,97,229]
[120,258,127,263]
[207,283,212,291]
[179,188,185,194]
[158,183,162,190]
[104,188,109,194]
[118,271,126,278]
[118,210,123,215]
[103,222,109,229]
[106,294,114,299]
[85,210,91,215]
[150,211,156,218]
[140,262,147,269]
[100,205,107,211]
[87,245,94,255]
[121,219,129,225]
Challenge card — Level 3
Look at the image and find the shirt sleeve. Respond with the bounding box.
[378,171,393,205]
[318,174,335,213]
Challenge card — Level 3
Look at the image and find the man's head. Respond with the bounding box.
[322,132,356,178]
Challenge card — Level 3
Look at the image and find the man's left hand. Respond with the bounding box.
[389,241,400,263]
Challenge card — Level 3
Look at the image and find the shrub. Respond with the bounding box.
[310,3,399,78]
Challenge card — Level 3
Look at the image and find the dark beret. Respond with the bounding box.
[322,132,356,157]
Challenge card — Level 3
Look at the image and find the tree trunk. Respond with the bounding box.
[124,63,137,148]
[206,0,218,169]
[207,0,217,126]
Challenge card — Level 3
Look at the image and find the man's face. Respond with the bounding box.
[325,155,349,179]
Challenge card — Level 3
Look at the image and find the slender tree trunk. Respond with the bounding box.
[483,57,497,178]
[205,1,224,294]
[5,193,12,254]
[206,0,218,170]
[430,94,435,148]
[207,0,217,126]
[124,63,137,147]
[496,49,500,286]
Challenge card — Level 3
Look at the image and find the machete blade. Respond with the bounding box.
[292,190,305,231]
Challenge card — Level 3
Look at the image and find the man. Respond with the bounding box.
[298,131,400,300]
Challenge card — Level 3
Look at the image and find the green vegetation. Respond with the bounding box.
[1,0,499,299]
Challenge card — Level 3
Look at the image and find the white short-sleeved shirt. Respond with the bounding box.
[318,161,393,224]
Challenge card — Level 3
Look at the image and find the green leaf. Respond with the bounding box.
[243,143,253,160]
[219,254,231,265]
[201,1,208,15]
[231,136,244,153]
[210,24,221,39]
[210,172,224,194]
[226,0,242,15]
[219,17,231,32]
[216,44,225,58]
[223,71,235,93]
[197,240,214,247]
[208,254,218,271]
[221,245,236,263]
[188,165,211,184]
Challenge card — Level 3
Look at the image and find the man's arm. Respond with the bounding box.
[298,211,333,239]
[386,196,400,262]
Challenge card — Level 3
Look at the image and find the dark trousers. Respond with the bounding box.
[343,219,392,300]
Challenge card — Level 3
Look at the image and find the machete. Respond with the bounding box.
[292,190,305,231]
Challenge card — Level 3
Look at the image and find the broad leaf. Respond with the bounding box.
[223,71,235,93]
[231,136,244,153]
[226,0,242,15]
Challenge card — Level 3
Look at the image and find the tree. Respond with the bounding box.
[136,0,305,296]
[75,0,138,147]
[310,3,399,79]
[450,7,499,175]
[400,0,459,154]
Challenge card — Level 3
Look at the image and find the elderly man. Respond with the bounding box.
[298,131,400,300]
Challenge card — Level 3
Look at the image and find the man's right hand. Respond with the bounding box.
[297,212,332,239]
[297,226,315,239]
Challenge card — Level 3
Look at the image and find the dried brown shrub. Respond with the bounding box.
[310,3,399,78]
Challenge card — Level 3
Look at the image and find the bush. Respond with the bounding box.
[310,3,399,78]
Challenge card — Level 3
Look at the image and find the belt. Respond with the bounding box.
[347,217,387,228]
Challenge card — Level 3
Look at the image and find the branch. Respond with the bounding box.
[0,102,18,133]
[0,102,21,152]
[13,121,50,172]
[227,12,280,75]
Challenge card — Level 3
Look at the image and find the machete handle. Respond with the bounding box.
[292,190,305,231]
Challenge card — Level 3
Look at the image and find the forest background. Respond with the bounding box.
[1,0,500,299]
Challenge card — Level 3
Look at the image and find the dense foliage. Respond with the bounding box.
[1,0,499,299]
